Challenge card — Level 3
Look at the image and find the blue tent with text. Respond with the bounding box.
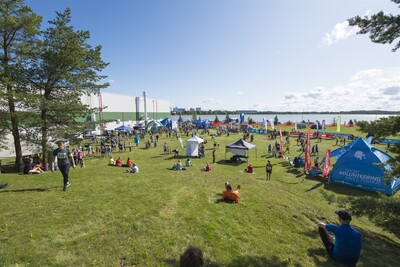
[329,138,400,195]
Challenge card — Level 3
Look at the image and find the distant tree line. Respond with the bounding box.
[171,110,400,116]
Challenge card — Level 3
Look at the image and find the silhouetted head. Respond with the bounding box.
[180,246,204,267]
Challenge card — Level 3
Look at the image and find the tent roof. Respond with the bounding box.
[226,139,256,150]
[330,138,391,163]
[187,136,204,143]
[114,125,132,131]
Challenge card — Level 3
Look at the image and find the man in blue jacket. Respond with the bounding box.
[318,210,362,266]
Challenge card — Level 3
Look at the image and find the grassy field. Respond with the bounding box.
[0,126,399,266]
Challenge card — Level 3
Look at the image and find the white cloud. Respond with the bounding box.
[350,69,382,81]
[236,91,244,95]
[281,69,400,112]
[322,20,359,45]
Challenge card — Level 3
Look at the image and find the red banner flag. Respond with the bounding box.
[279,127,284,156]
[304,127,312,171]
[322,149,331,178]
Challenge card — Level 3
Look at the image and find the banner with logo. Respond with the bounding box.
[322,149,331,178]
[304,127,312,171]
[279,127,284,156]
[270,119,274,130]
[337,116,341,132]
[316,120,319,130]
[321,119,326,132]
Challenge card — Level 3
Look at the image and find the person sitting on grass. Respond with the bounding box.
[244,163,253,173]
[115,156,123,167]
[125,157,133,167]
[202,163,211,172]
[171,160,186,171]
[23,158,43,174]
[180,246,204,267]
[124,163,139,173]
[185,158,192,167]
[318,210,361,267]
[222,181,240,203]
[108,156,115,165]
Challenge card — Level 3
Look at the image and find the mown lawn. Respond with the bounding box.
[0,126,399,266]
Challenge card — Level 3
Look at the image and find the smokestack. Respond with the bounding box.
[143,91,147,122]
[135,97,140,121]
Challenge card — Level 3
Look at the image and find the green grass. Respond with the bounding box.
[0,126,399,266]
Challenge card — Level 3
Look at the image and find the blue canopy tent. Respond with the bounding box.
[115,125,132,132]
[329,138,400,195]
[192,120,211,128]
[160,118,172,130]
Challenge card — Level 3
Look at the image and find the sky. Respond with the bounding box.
[26,0,400,112]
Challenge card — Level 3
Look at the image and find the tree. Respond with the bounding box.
[191,111,197,121]
[248,116,254,124]
[224,113,230,123]
[357,116,400,179]
[0,0,42,171]
[274,115,279,125]
[27,8,108,169]
[348,119,354,126]
[348,0,400,52]
[214,115,219,123]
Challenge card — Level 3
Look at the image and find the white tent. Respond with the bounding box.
[186,136,204,157]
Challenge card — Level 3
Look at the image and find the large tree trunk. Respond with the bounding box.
[8,89,23,172]
[41,109,49,171]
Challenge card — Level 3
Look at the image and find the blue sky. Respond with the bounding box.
[27,0,400,111]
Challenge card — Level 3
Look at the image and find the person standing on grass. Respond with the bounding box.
[52,140,75,192]
[318,210,361,267]
[266,160,272,180]
[212,149,216,163]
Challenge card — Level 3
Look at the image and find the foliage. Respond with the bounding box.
[191,112,197,121]
[0,0,42,171]
[348,0,400,52]
[224,113,230,123]
[26,8,108,169]
[339,195,400,237]
[214,115,219,123]
[348,119,354,126]
[357,116,400,179]
[274,115,279,125]
[248,117,254,124]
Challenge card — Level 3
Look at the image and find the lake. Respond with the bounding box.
[171,114,392,124]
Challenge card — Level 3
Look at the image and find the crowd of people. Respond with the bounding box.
[1,124,364,265]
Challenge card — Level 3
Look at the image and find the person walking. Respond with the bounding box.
[52,140,75,191]
[266,160,272,180]
[318,210,362,267]
[212,149,216,164]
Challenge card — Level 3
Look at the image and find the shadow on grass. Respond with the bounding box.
[163,255,301,267]
[323,183,380,198]
[305,182,324,192]
[215,160,244,166]
[225,255,302,267]
[0,187,56,193]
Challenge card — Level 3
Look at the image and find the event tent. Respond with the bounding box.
[329,137,400,195]
[225,139,256,158]
[186,136,204,157]
[114,125,132,132]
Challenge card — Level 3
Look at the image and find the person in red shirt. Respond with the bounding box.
[125,157,133,167]
[222,182,240,203]
[115,157,123,167]
[244,163,253,173]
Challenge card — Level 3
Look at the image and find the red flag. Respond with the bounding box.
[304,127,312,171]
[279,127,284,156]
[322,149,331,178]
